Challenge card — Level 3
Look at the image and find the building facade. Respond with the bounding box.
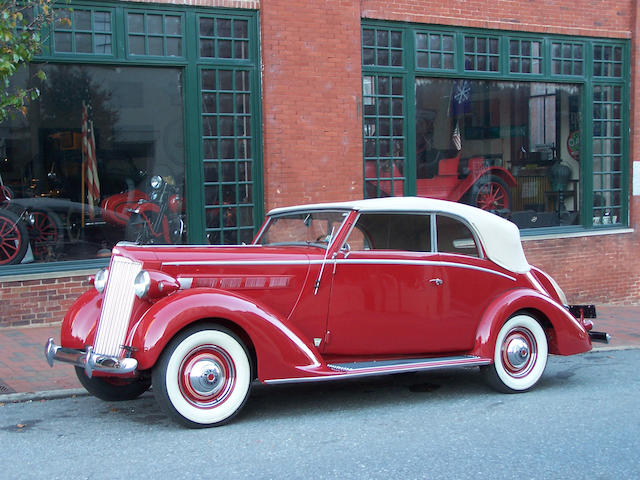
[0,0,638,327]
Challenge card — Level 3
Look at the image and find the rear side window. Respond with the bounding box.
[347,213,431,252]
[436,215,480,257]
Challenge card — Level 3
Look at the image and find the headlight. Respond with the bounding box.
[150,175,163,190]
[134,270,151,299]
[94,268,109,293]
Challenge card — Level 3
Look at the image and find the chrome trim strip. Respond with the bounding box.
[163,258,515,281]
[264,356,492,384]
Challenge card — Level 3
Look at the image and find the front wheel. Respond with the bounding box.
[0,209,29,265]
[74,367,151,401]
[482,314,548,393]
[152,325,252,428]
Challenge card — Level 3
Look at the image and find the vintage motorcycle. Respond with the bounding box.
[114,175,185,245]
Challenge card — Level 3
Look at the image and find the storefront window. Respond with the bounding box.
[0,64,185,266]
[414,78,581,229]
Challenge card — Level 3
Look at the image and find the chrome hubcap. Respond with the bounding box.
[505,337,530,370]
[189,359,226,397]
[501,328,537,377]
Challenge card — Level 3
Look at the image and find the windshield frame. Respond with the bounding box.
[253,209,351,249]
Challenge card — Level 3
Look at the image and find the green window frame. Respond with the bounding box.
[362,26,404,67]
[509,38,542,74]
[53,6,114,55]
[362,21,630,234]
[464,34,500,72]
[551,41,584,76]
[198,15,250,60]
[415,31,455,71]
[125,10,185,58]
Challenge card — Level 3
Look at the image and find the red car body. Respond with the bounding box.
[46,197,606,427]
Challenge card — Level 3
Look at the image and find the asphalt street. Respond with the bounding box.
[1,348,639,479]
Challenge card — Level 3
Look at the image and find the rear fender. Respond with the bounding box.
[129,289,322,380]
[472,288,591,358]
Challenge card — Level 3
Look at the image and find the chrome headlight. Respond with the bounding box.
[94,268,109,294]
[134,270,151,299]
[150,175,163,190]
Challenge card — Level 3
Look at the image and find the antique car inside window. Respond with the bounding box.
[347,213,431,252]
[435,214,480,257]
[257,210,348,246]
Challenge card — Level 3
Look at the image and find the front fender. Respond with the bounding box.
[472,288,591,359]
[60,289,101,350]
[129,289,322,381]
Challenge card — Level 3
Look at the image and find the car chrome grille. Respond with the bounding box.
[93,256,142,357]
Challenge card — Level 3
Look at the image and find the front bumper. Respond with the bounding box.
[45,338,138,378]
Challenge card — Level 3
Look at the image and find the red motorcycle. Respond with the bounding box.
[366,149,516,212]
[102,175,185,244]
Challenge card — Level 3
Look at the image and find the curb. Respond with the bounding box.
[0,388,87,404]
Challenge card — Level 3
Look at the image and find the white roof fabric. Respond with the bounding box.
[267,197,531,274]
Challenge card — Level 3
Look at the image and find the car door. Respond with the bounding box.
[432,213,516,351]
[323,212,445,356]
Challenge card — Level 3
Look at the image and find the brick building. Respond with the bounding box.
[0,0,638,327]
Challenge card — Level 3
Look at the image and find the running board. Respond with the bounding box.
[328,355,490,373]
[265,355,491,384]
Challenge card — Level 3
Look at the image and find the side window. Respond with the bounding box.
[436,215,480,257]
[346,213,431,252]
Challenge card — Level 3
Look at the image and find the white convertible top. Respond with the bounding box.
[267,197,531,274]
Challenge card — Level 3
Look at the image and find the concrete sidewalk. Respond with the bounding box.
[0,305,638,400]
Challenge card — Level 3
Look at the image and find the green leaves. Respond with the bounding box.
[1,0,56,120]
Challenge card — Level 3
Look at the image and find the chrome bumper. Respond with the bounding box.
[45,338,138,378]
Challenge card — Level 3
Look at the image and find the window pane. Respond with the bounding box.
[0,64,187,267]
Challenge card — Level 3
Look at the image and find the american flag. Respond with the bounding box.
[452,121,462,151]
[81,102,100,218]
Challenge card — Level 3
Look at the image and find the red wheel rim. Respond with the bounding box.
[500,328,538,378]
[28,211,58,257]
[0,214,22,263]
[178,345,236,408]
[476,182,509,210]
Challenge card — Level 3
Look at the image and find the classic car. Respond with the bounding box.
[45,197,608,427]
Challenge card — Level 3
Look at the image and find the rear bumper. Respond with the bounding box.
[568,304,610,344]
[45,338,138,378]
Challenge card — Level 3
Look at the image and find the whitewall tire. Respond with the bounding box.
[152,325,252,428]
[483,314,548,393]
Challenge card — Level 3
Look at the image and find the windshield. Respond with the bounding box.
[256,210,349,247]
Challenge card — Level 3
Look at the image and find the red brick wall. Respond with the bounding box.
[260,0,364,211]
[0,275,92,328]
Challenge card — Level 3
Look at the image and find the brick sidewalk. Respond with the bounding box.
[0,305,638,396]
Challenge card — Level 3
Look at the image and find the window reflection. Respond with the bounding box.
[411,78,582,229]
[0,65,185,266]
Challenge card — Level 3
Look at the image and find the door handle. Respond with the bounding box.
[429,278,443,286]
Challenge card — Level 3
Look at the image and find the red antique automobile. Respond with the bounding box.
[45,197,607,427]
[366,150,516,211]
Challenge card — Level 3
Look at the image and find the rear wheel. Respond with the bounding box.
[0,209,29,265]
[482,314,548,393]
[152,325,252,428]
[27,209,64,259]
[75,367,151,401]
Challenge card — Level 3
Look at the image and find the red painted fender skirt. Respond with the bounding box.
[472,288,592,359]
[128,289,321,381]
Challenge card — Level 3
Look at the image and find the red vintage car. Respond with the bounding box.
[45,197,608,427]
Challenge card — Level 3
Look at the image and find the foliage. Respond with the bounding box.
[0,0,56,121]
